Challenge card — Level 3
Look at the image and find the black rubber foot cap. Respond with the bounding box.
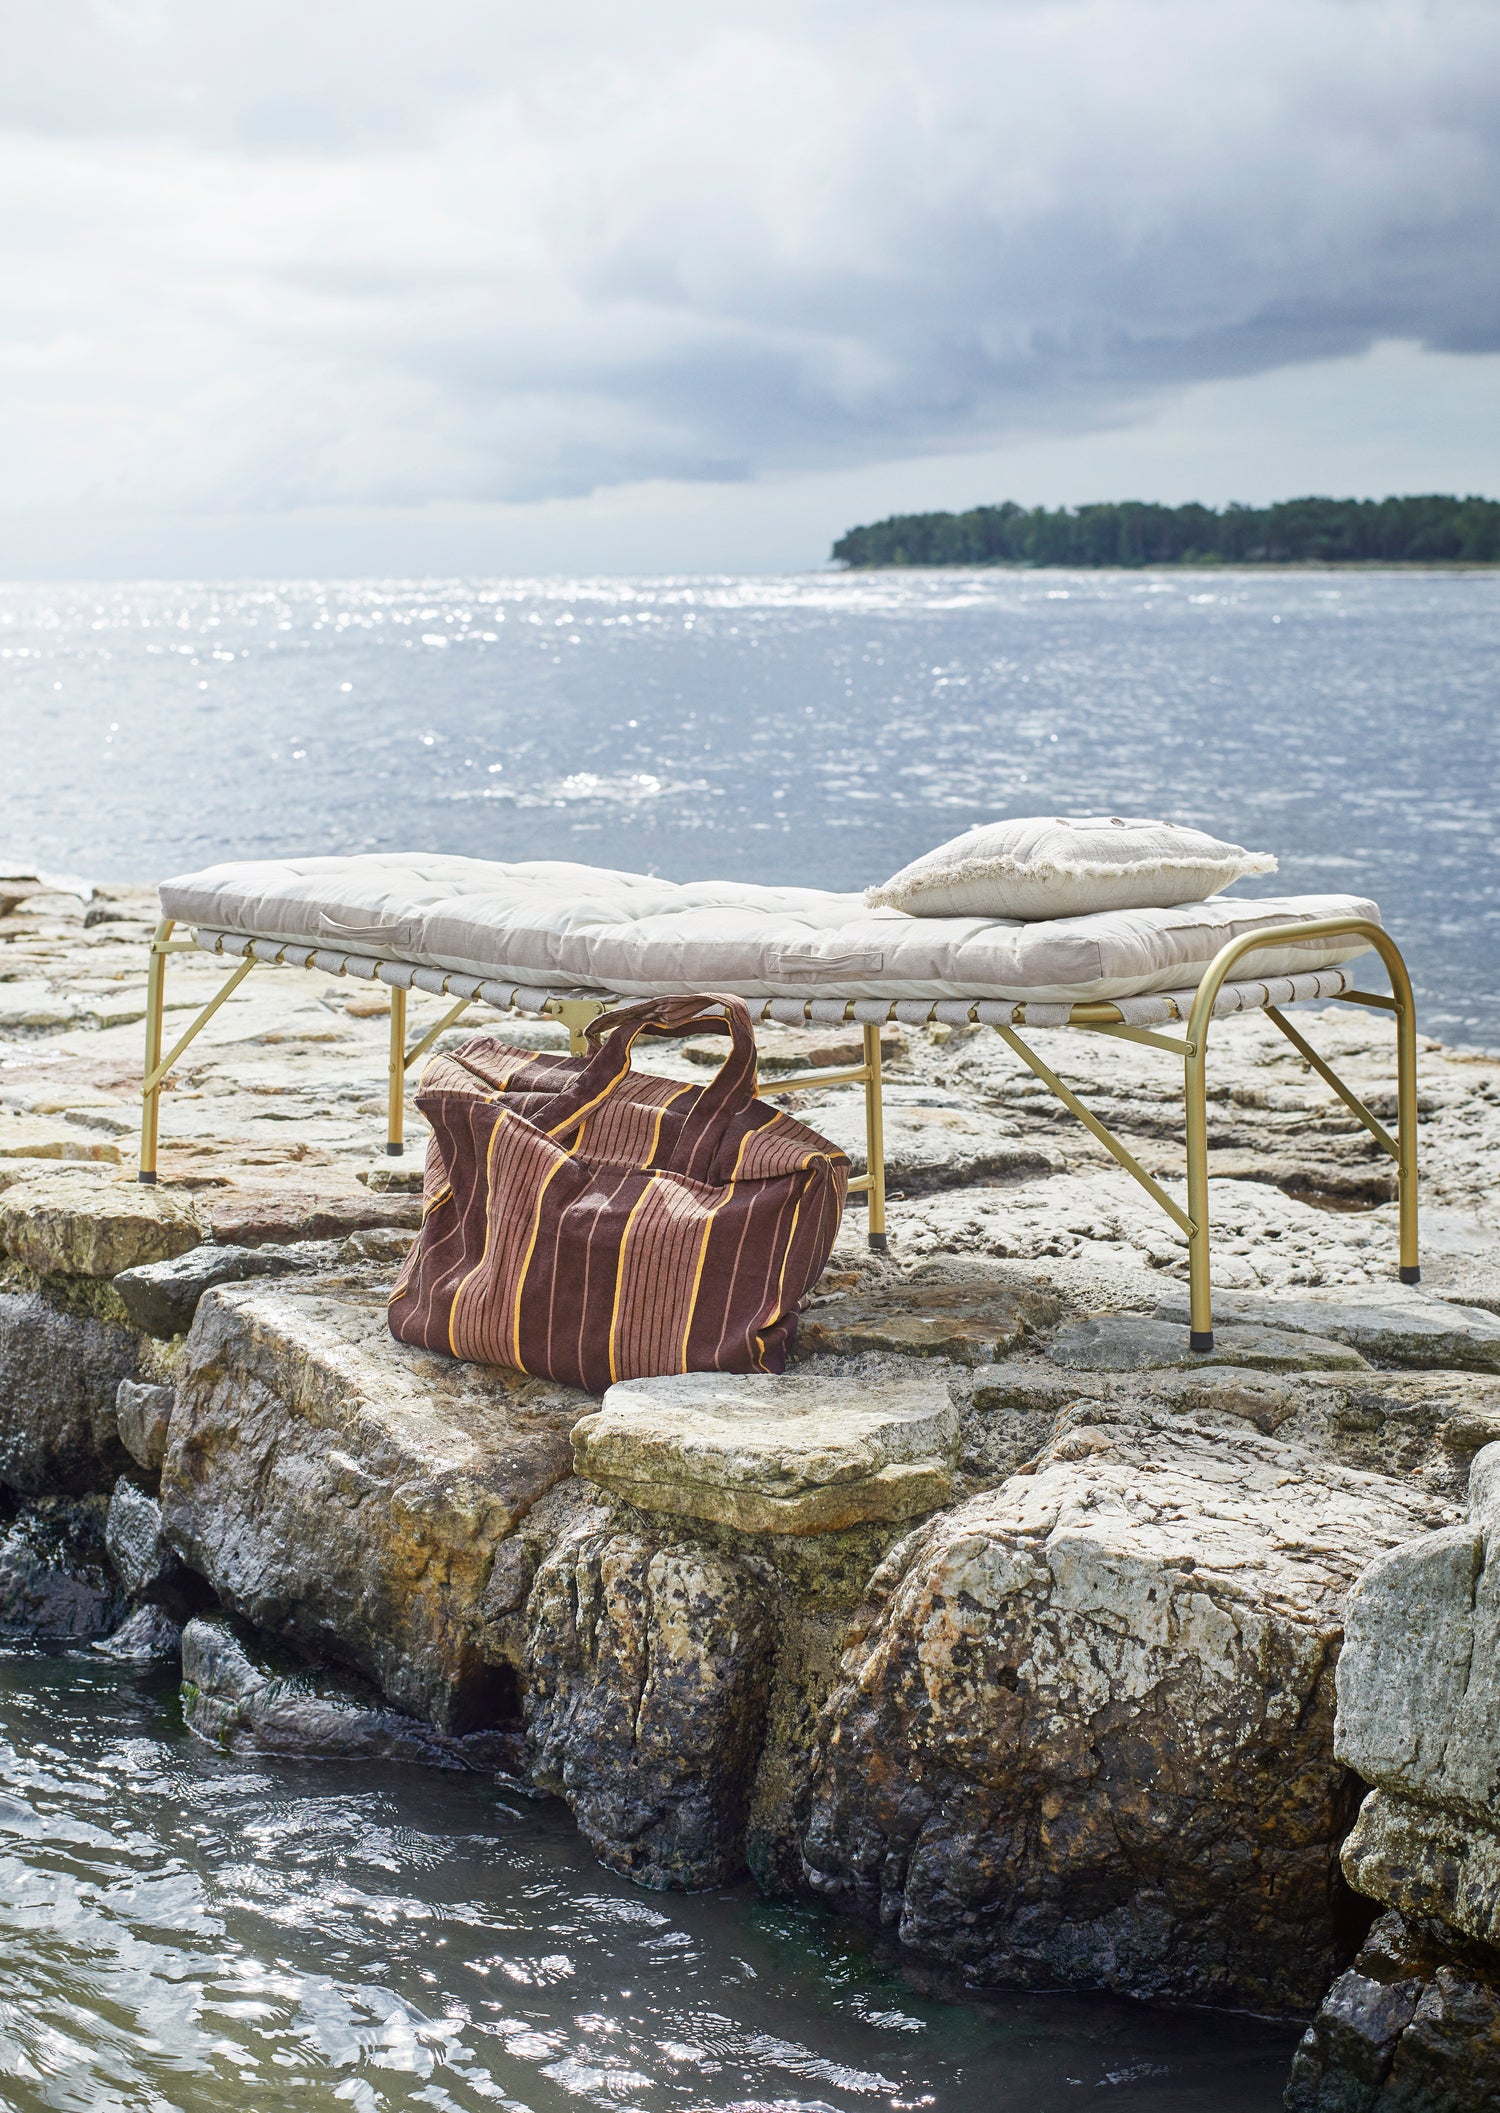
[868,1233,889,1252]
[136,1171,158,1187]
[386,1142,404,1158]
[1189,1329,1215,1353]
[1399,1264,1421,1284]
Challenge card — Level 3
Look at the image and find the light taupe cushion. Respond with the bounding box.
[160,853,1377,1006]
[866,815,1277,919]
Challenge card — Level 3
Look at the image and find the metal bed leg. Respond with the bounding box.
[1183,1030,1214,1351]
[862,1023,888,1251]
[387,986,407,1156]
[1393,970,1421,1286]
[138,918,173,1185]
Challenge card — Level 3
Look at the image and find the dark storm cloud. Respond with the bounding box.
[3,0,1497,511]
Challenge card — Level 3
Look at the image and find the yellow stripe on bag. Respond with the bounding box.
[510,1151,572,1371]
[608,1175,661,1386]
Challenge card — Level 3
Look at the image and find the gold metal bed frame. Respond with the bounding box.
[137,915,1419,1352]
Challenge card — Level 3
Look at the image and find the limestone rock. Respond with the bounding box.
[113,1238,342,1338]
[94,1603,183,1663]
[1335,1443,1500,1951]
[1275,1370,1500,1502]
[200,1184,421,1248]
[0,1169,204,1278]
[1052,1312,1368,1373]
[0,1496,127,1640]
[115,1379,174,1472]
[181,1610,511,1766]
[526,1521,775,1887]
[0,1291,137,1494]
[105,1478,186,1599]
[573,1370,959,1534]
[0,1114,121,1164]
[160,1281,584,1730]
[1155,1285,1500,1372]
[795,1088,1064,1195]
[1285,1909,1500,2112]
[797,1277,1064,1364]
[797,1410,1454,2013]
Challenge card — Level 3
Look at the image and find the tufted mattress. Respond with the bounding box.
[158,854,1380,1008]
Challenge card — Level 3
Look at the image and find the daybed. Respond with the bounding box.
[138,855,1420,1350]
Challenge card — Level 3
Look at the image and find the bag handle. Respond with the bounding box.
[540,994,759,1157]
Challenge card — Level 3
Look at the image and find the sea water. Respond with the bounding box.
[0,1654,1298,2111]
[1,566,1495,1045]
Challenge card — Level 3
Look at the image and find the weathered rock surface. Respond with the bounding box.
[94,1602,184,1663]
[161,1281,585,1729]
[526,1519,776,1887]
[574,1370,959,1533]
[0,1169,204,1277]
[1276,1369,1500,1503]
[1052,1312,1368,1373]
[0,1496,128,1640]
[181,1611,514,1767]
[105,1477,190,1601]
[1156,1285,1500,1372]
[0,1291,137,1493]
[0,1113,121,1164]
[798,1276,1065,1364]
[1285,1909,1500,2112]
[198,1184,422,1248]
[1335,1442,1500,1952]
[797,1408,1454,2014]
[114,1378,174,1472]
[113,1238,342,1337]
[797,1087,1064,1194]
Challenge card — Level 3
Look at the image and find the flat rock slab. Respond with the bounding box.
[114,1238,343,1337]
[1155,1286,1500,1372]
[160,1279,588,1729]
[798,1279,1065,1365]
[799,1409,1455,2014]
[574,1370,959,1533]
[796,1091,1063,1195]
[200,1183,422,1247]
[0,1114,121,1164]
[1053,1313,1369,1374]
[0,1169,204,1278]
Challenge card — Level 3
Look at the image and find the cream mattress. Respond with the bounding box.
[159,854,1378,1006]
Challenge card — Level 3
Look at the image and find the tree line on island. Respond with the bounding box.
[830,494,1500,568]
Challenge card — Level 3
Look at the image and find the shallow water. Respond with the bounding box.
[1,567,1495,1045]
[0,1653,1299,2113]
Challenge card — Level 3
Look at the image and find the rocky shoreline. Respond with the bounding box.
[3,879,1499,2106]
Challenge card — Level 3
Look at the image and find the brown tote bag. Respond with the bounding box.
[388,994,849,1391]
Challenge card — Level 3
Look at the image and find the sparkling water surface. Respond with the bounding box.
[1,567,1495,1045]
[0,1655,1298,2112]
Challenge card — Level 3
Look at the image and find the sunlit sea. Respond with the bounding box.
[1,567,1494,2109]
[2,566,1496,1044]
[0,1657,1297,2112]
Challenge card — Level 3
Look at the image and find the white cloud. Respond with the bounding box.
[0,0,1497,527]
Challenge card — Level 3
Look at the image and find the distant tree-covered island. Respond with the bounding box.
[830,494,1500,569]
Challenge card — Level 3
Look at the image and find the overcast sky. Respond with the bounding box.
[3,0,1498,575]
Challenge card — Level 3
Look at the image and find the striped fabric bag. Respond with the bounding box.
[388,995,849,1391]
